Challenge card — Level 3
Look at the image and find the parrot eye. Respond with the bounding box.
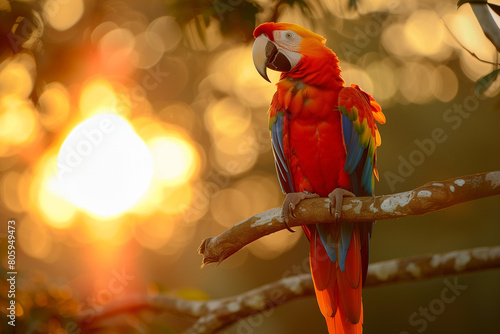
[272,30,302,51]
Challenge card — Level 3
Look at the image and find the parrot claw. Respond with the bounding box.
[284,222,295,233]
[289,202,297,219]
[281,192,319,232]
[328,188,356,221]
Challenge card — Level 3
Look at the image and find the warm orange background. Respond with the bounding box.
[1,0,499,333]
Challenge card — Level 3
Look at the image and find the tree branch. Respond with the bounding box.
[77,294,206,330]
[365,245,500,287]
[198,171,500,267]
[80,245,500,334]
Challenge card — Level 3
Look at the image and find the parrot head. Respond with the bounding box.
[252,22,328,82]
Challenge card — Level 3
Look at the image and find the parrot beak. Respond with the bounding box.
[252,34,294,82]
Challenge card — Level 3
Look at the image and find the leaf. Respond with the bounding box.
[487,3,500,16]
[457,0,487,9]
[459,0,500,17]
[175,288,209,301]
[475,68,500,97]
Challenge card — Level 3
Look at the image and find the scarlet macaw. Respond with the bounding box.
[252,22,385,333]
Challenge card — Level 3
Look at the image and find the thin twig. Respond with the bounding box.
[442,19,499,65]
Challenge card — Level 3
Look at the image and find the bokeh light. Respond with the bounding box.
[0,53,35,99]
[134,217,176,251]
[98,28,137,77]
[147,16,182,53]
[18,217,53,260]
[204,97,263,175]
[398,61,435,104]
[432,65,459,102]
[210,188,251,228]
[133,31,164,69]
[158,183,194,215]
[43,0,84,31]
[38,82,71,132]
[79,79,119,117]
[205,97,252,137]
[33,150,76,228]
[365,59,398,105]
[0,96,38,150]
[1,170,25,213]
[149,135,197,186]
[0,53,39,157]
[404,9,451,60]
[208,46,278,107]
[382,23,415,58]
[341,64,374,93]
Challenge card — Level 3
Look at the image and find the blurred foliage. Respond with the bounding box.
[0,1,41,56]
[0,268,211,333]
[0,269,79,334]
[164,0,262,43]
[456,0,500,95]
[162,0,362,42]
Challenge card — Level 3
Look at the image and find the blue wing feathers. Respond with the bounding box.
[338,223,353,271]
[271,119,286,173]
[342,110,374,196]
[339,91,377,277]
[361,156,373,194]
[271,113,294,193]
[316,224,337,263]
[349,173,359,197]
[344,129,358,173]
[341,114,352,150]
[276,115,285,155]
[345,127,364,175]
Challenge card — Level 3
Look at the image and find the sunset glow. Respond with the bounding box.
[54,114,153,218]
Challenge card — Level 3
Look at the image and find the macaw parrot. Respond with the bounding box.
[252,22,385,333]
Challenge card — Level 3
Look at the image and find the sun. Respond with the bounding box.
[54,114,153,218]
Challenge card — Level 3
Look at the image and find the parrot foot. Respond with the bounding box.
[281,192,319,232]
[328,188,356,220]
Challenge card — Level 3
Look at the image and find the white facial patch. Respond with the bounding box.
[271,30,303,70]
[273,30,302,52]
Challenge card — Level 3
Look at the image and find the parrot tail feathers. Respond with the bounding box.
[336,227,362,324]
[309,226,338,318]
[310,225,364,333]
[326,302,364,334]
